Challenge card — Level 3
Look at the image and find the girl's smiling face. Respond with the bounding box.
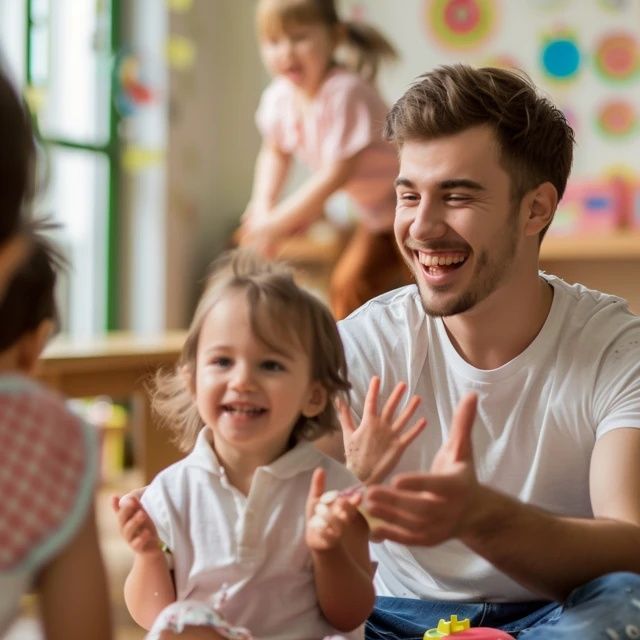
[259,20,339,98]
[194,288,326,464]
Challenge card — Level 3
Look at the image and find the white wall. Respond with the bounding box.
[167,0,267,324]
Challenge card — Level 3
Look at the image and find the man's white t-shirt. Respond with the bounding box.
[142,428,363,640]
[339,274,640,602]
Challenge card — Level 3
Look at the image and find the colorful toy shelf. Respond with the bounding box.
[540,231,640,261]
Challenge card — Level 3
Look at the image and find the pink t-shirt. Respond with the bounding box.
[256,67,398,232]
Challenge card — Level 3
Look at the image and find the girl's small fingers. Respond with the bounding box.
[391,395,422,432]
[336,398,356,436]
[111,495,121,513]
[362,376,381,418]
[122,516,146,542]
[306,468,326,515]
[397,418,427,447]
[381,381,408,423]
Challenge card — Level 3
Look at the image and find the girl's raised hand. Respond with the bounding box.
[305,468,362,552]
[338,376,427,484]
[112,495,162,555]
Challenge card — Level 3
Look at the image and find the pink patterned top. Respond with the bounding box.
[0,375,97,633]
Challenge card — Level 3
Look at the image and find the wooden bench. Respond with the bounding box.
[35,331,187,483]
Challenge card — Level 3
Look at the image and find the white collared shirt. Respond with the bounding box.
[142,428,362,640]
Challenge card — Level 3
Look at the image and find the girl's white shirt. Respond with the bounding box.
[142,428,364,640]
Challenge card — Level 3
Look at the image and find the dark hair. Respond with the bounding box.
[256,0,398,83]
[0,221,66,351]
[0,66,35,242]
[151,248,351,452]
[384,64,575,238]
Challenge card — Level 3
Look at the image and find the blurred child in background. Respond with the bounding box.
[239,0,409,320]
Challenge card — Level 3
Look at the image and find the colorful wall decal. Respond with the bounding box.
[596,99,638,138]
[540,32,582,81]
[594,32,640,82]
[482,53,521,71]
[427,0,496,50]
[114,51,156,118]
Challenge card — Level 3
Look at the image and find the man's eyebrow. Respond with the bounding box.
[440,179,485,191]
[394,177,486,190]
[394,177,414,188]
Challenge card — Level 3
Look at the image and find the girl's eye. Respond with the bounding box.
[261,360,285,372]
[288,29,310,42]
[211,357,232,367]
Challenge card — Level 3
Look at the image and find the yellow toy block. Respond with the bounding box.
[423,614,471,638]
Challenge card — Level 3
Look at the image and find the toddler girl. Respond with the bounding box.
[239,0,409,320]
[113,249,423,640]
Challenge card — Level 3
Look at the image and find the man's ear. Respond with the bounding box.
[181,364,196,397]
[302,382,328,419]
[18,318,55,375]
[524,182,558,237]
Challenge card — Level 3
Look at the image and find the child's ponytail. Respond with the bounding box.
[340,20,398,84]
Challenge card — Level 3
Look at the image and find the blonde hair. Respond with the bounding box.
[256,0,398,83]
[151,249,351,452]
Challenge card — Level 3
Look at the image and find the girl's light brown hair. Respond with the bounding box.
[150,248,351,452]
[256,0,397,83]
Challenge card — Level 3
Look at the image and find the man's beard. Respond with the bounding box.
[416,211,519,318]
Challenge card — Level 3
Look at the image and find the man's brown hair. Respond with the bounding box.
[384,64,575,237]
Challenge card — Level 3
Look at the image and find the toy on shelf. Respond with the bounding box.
[424,615,515,639]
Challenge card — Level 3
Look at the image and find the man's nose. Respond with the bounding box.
[410,199,447,241]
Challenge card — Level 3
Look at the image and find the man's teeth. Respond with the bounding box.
[418,253,466,267]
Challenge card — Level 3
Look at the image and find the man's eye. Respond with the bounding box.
[398,193,418,202]
[446,194,471,202]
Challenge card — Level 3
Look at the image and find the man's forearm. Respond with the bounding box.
[463,485,640,600]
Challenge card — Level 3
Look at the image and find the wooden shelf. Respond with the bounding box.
[540,231,640,261]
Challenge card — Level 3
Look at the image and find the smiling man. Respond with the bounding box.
[336,65,640,639]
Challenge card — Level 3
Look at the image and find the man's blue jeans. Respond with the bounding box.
[366,572,640,639]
